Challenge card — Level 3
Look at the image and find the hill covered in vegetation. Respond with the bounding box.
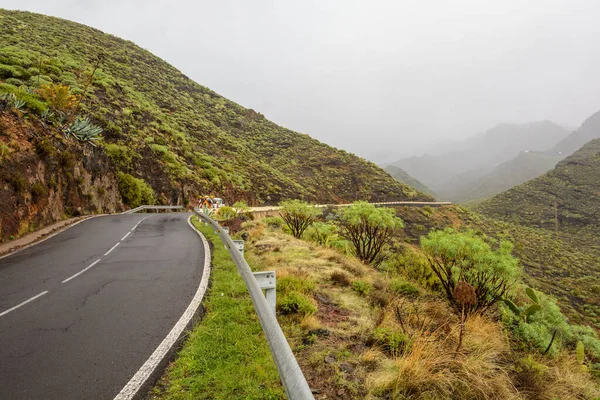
[0,9,428,242]
[451,150,564,204]
[384,165,435,197]
[474,139,600,237]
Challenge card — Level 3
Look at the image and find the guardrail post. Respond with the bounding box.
[252,271,276,314]
[232,240,244,256]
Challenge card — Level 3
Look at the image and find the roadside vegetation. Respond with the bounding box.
[245,202,600,399]
[150,217,284,399]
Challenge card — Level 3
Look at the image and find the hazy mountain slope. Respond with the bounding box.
[553,109,600,155]
[0,10,430,241]
[448,151,564,203]
[475,139,600,236]
[390,121,570,192]
[384,165,435,196]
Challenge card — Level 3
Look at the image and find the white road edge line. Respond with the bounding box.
[104,242,121,256]
[0,291,49,317]
[121,232,131,241]
[113,215,212,400]
[61,259,101,284]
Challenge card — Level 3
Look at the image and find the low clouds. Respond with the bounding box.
[3,0,600,161]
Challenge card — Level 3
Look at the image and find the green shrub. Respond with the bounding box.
[352,280,371,296]
[390,279,420,296]
[278,200,321,238]
[104,143,137,171]
[149,143,169,154]
[58,151,75,168]
[0,64,22,79]
[337,201,404,266]
[31,182,47,201]
[373,327,410,355]
[330,271,351,286]
[383,245,440,290]
[34,139,55,158]
[421,228,521,313]
[277,275,315,295]
[304,221,340,247]
[0,142,11,160]
[118,173,155,207]
[0,83,47,114]
[263,216,284,228]
[572,325,600,361]
[5,78,23,86]
[278,291,317,315]
[504,291,572,356]
[10,173,27,193]
[216,206,237,221]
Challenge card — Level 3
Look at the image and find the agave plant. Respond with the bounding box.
[503,287,542,322]
[41,107,55,121]
[64,116,103,145]
[1,93,26,111]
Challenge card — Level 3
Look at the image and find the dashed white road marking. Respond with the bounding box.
[0,291,49,317]
[113,215,211,400]
[132,217,148,231]
[104,242,121,256]
[61,259,101,284]
[0,215,153,318]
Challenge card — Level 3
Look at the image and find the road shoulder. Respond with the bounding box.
[0,215,98,259]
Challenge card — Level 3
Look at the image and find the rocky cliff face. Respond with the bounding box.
[0,111,122,242]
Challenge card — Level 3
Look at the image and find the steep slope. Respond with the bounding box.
[450,150,564,203]
[553,109,600,155]
[384,165,435,196]
[390,121,570,192]
[0,10,429,242]
[475,139,600,236]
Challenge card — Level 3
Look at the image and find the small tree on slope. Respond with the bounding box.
[278,200,321,238]
[337,201,404,267]
[421,228,521,314]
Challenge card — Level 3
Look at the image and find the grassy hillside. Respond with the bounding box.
[474,139,600,237]
[449,151,563,203]
[383,165,435,197]
[0,9,428,242]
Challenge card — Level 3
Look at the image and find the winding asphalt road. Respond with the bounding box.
[0,213,206,400]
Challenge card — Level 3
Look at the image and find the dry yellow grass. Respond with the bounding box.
[367,316,520,400]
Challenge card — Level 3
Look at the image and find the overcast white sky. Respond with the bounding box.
[2,0,600,161]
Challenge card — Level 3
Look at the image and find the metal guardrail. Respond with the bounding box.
[248,200,452,213]
[121,205,184,215]
[193,208,314,400]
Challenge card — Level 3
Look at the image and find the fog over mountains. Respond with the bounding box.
[384,108,600,203]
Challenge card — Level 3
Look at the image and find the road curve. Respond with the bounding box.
[0,213,206,400]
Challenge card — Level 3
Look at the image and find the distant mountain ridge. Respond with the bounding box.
[553,110,600,155]
[390,121,570,195]
[454,150,565,204]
